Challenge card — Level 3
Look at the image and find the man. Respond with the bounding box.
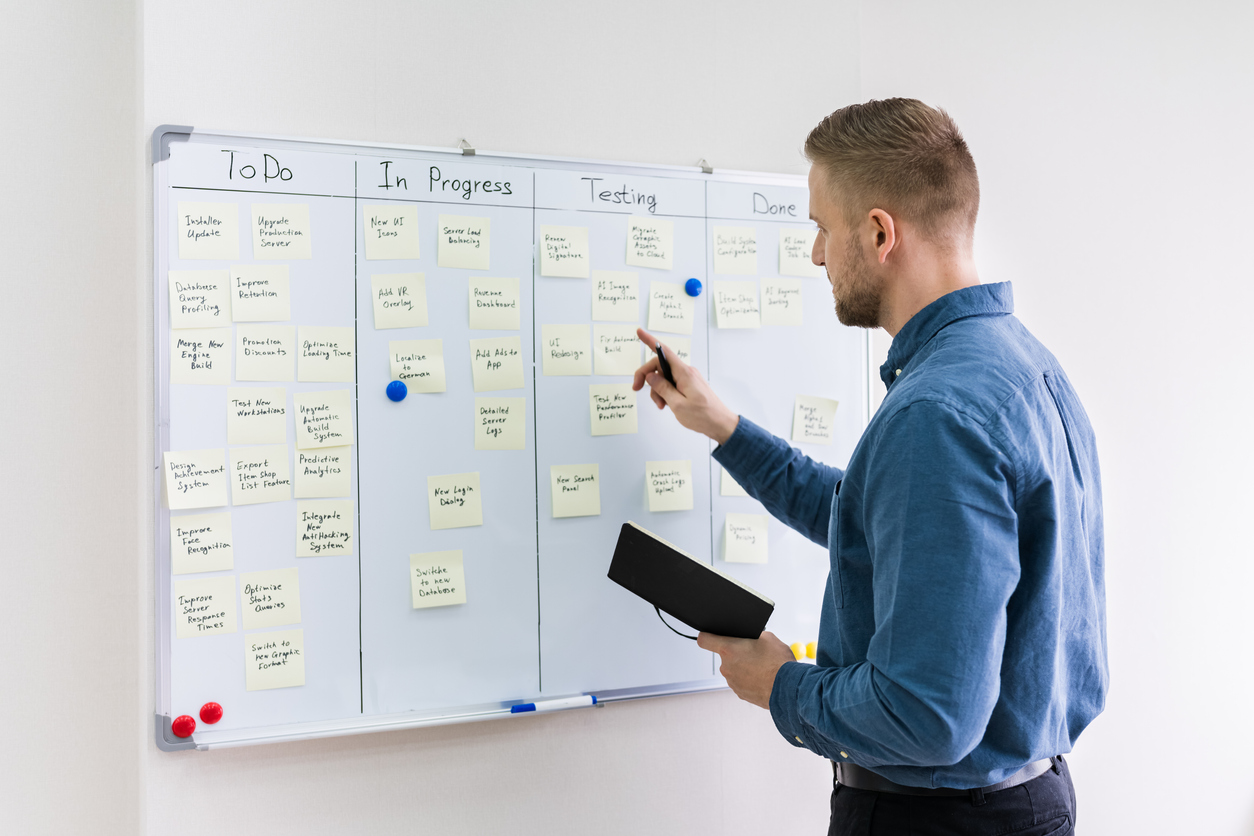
[633,98,1106,835]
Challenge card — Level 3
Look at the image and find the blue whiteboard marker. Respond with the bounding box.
[510,695,597,714]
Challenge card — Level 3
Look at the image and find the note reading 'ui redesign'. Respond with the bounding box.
[371,273,428,329]
[468,277,520,330]
[712,226,758,275]
[437,214,491,270]
[550,463,601,518]
[240,567,302,630]
[178,202,239,260]
[474,397,526,450]
[780,228,823,277]
[298,326,355,383]
[230,265,291,322]
[428,472,483,530]
[296,500,354,557]
[647,282,694,335]
[170,512,233,575]
[469,336,524,391]
[295,447,351,498]
[541,324,592,375]
[174,575,237,638]
[590,384,638,436]
[591,271,639,322]
[293,389,353,449]
[721,466,751,498]
[792,395,839,445]
[389,339,446,392]
[170,328,232,385]
[625,216,674,270]
[594,324,642,376]
[645,460,693,512]
[236,324,295,381]
[163,449,228,510]
[539,225,590,277]
[245,629,305,691]
[713,281,762,329]
[411,550,467,609]
[229,445,292,506]
[251,204,312,260]
[169,270,230,328]
[724,513,769,563]
[761,279,804,326]
[227,387,287,445]
[363,205,420,260]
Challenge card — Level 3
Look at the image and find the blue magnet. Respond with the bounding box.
[386,380,408,402]
[685,278,703,297]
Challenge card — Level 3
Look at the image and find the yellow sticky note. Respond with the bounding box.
[174,576,237,638]
[389,339,446,392]
[626,216,673,270]
[170,328,232,385]
[665,336,691,364]
[169,270,231,328]
[551,463,601,518]
[468,277,521,330]
[790,642,806,661]
[240,568,302,630]
[411,550,467,609]
[713,226,758,275]
[646,460,693,512]
[647,282,694,335]
[437,214,491,270]
[251,204,312,260]
[229,444,291,506]
[230,265,291,322]
[244,629,305,691]
[178,202,239,260]
[428,472,484,530]
[713,281,762,328]
[295,500,353,557]
[539,225,590,277]
[363,204,420,260]
[371,273,428,329]
[163,449,228,510]
[474,397,526,450]
[293,389,353,449]
[227,387,287,445]
[236,324,295,382]
[298,326,355,383]
[469,336,525,392]
[721,467,750,498]
[541,324,592,375]
[723,513,769,563]
[170,512,233,575]
[792,395,840,445]
[591,270,640,322]
[590,384,638,436]
[806,641,817,659]
[294,447,352,498]
[780,228,823,277]
[594,324,642,376]
[762,279,804,327]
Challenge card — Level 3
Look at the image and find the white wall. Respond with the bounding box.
[5,0,1252,833]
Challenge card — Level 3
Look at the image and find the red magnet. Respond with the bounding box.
[199,702,223,724]
[171,715,196,738]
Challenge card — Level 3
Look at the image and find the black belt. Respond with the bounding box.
[834,757,1056,798]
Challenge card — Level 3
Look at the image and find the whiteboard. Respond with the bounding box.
[153,128,868,749]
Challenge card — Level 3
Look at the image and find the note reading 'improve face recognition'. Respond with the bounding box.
[169,512,234,575]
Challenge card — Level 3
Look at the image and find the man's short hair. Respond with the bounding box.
[804,98,979,243]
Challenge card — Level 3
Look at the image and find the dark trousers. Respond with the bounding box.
[829,756,1076,836]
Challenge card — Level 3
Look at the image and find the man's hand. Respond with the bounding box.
[632,327,740,444]
[697,631,795,709]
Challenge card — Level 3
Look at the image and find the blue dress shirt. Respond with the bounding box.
[712,282,1107,789]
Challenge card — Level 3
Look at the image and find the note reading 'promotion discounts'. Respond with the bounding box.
[294,447,352,498]
[591,271,639,322]
[647,282,694,335]
[712,226,757,275]
[594,324,642,375]
[163,449,228,510]
[170,512,233,575]
[792,395,840,445]
[296,500,353,557]
[229,445,292,506]
[468,277,521,330]
[762,279,804,326]
[178,202,239,260]
[235,324,294,381]
[469,336,524,391]
[411,550,467,609]
[169,270,230,328]
[298,326,355,383]
[724,513,769,563]
[645,460,693,512]
[541,324,591,375]
[474,397,526,450]
[226,387,287,445]
[590,384,638,436]
[174,575,237,638]
[427,472,483,530]
[713,281,762,329]
[437,214,491,270]
[170,328,232,385]
[371,273,428,329]
[539,225,590,277]
[293,389,353,449]
[240,568,302,630]
[550,463,601,518]
[389,339,446,392]
[780,228,823,277]
[245,629,305,691]
[229,265,290,322]
[251,204,312,259]
[625,216,673,270]
[363,205,419,260]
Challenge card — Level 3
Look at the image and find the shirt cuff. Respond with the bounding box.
[769,660,810,749]
[711,416,776,479]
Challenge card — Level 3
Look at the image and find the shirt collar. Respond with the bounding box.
[879,282,1015,389]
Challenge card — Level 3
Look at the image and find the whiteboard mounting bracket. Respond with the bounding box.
[152,124,194,164]
[154,713,197,752]
[458,139,476,156]
[697,158,713,174]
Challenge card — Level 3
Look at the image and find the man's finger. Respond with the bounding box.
[697,631,727,653]
[632,355,661,392]
[636,327,659,349]
[645,371,680,405]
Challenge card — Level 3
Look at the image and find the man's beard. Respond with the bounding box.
[829,233,882,329]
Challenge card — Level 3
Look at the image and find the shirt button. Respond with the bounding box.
[839,751,848,758]
[894,369,902,377]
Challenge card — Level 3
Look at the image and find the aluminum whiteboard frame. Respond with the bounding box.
[152,127,871,751]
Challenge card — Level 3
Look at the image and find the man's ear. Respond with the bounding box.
[868,209,897,265]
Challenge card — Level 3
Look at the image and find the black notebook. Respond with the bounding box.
[608,521,775,640]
